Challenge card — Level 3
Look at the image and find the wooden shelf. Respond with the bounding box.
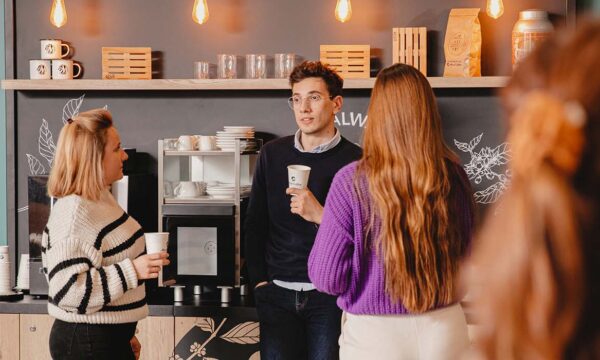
[1,77,509,90]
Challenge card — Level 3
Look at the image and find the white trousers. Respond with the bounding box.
[339,303,470,360]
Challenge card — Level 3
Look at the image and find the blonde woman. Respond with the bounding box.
[469,21,600,360]
[43,109,169,359]
[308,63,474,359]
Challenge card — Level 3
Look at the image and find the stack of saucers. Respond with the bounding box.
[206,182,252,199]
[215,126,257,151]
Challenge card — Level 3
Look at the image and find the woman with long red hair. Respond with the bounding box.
[308,63,475,359]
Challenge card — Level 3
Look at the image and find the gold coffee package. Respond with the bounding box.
[443,8,482,77]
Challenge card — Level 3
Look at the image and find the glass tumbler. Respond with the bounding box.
[217,54,237,79]
[246,54,267,79]
[194,61,210,79]
[274,53,295,79]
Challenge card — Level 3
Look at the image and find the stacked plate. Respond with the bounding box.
[216,126,257,151]
[206,182,252,199]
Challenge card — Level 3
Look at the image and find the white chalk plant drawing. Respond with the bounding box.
[170,317,260,360]
[454,133,511,204]
[61,94,86,124]
[26,95,89,175]
[38,119,56,165]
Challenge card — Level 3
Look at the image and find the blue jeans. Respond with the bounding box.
[254,282,342,360]
[49,319,137,359]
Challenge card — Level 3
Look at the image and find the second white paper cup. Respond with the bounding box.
[145,232,169,254]
[287,165,311,189]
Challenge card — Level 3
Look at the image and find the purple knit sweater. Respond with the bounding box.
[308,160,474,315]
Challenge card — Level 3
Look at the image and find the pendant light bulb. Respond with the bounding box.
[486,0,504,19]
[50,0,67,28]
[335,0,352,23]
[192,0,210,25]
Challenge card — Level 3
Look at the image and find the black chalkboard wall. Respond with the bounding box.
[9,0,570,258]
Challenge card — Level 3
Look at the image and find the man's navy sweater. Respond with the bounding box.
[244,135,362,286]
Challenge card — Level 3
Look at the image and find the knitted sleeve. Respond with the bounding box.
[308,166,355,295]
[42,230,139,315]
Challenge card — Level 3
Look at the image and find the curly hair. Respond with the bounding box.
[289,61,344,97]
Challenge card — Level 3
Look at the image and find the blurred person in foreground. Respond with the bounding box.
[467,20,600,359]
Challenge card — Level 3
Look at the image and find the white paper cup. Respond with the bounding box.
[287,165,311,189]
[145,232,169,254]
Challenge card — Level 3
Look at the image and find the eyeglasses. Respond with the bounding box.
[287,94,334,110]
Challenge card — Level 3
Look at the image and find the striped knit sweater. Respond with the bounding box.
[41,189,148,324]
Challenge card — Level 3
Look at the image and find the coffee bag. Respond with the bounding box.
[444,8,481,77]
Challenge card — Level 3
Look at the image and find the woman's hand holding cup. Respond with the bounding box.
[133,252,170,280]
[140,232,170,282]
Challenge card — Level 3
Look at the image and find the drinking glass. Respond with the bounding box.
[218,54,237,79]
[246,54,267,79]
[194,61,210,79]
[274,53,295,78]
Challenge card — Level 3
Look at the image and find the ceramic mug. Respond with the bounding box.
[51,60,82,79]
[29,60,51,79]
[196,135,216,151]
[41,39,71,60]
[174,181,201,198]
[177,135,197,151]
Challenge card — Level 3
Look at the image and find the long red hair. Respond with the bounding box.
[357,63,468,313]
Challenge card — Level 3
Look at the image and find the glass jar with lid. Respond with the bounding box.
[512,10,554,68]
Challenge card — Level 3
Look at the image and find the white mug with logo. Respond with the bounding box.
[51,60,82,79]
[29,60,51,79]
[41,39,71,60]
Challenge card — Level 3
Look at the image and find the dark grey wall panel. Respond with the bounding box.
[11,0,564,254]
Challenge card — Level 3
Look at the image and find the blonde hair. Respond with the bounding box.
[471,20,600,359]
[47,109,113,201]
[356,63,470,313]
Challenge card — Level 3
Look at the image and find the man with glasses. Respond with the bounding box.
[245,61,362,359]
